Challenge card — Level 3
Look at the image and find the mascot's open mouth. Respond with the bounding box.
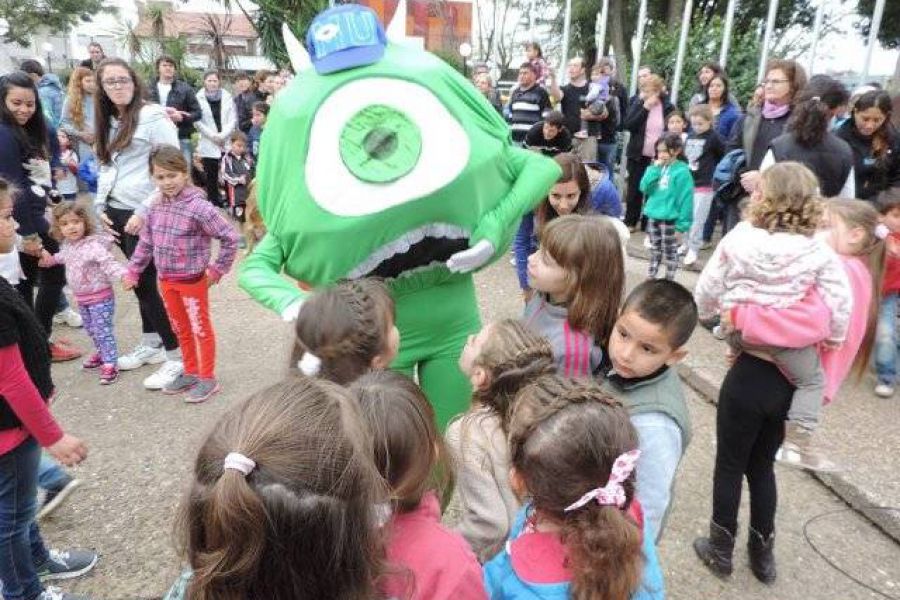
[346,223,470,280]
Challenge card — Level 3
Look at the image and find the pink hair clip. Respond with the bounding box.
[564,448,641,512]
[875,223,890,240]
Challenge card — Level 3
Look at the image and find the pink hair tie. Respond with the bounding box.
[564,449,641,511]
[875,223,890,240]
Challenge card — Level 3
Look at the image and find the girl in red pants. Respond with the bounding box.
[124,146,239,403]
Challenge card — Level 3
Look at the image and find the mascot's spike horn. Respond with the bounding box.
[386,0,408,41]
[282,22,312,72]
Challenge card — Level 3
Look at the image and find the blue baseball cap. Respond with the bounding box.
[306,5,387,75]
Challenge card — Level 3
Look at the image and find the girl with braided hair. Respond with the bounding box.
[290,278,400,385]
[444,320,556,561]
[483,375,665,599]
[351,371,487,600]
[695,162,852,473]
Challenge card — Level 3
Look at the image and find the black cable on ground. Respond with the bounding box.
[802,506,900,599]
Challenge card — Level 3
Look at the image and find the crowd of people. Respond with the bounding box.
[0,33,898,600]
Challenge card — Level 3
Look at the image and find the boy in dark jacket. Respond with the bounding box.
[148,56,202,166]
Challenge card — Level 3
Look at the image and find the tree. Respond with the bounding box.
[567,0,818,90]
[199,12,234,72]
[856,0,900,85]
[0,0,108,46]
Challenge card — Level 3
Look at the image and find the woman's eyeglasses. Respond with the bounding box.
[101,77,133,89]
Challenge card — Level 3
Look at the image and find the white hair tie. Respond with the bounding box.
[223,452,256,476]
[297,352,322,376]
[875,223,890,240]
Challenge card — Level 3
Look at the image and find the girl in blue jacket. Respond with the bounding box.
[483,375,665,600]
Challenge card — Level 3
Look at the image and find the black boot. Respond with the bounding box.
[748,527,777,584]
[693,521,735,577]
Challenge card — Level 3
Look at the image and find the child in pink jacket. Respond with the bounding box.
[694,164,851,472]
[351,371,487,600]
[40,199,126,384]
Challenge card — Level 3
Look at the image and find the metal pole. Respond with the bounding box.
[670,0,693,106]
[719,0,737,68]
[597,0,609,58]
[630,0,648,96]
[861,0,886,84]
[756,0,779,83]
[560,0,573,83]
[808,0,825,74]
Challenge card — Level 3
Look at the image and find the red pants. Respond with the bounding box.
[159,277,216,379]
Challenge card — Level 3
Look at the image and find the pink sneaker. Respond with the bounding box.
[99,364,119,385]
[82,353,102,369]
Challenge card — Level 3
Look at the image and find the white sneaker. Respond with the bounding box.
[117,344,167,371]
[874,383,894,398]
[643,236,652,249]
[676,243,687,256]
[683,248,699,266]
[52,308,83,328]
[143,360,184,390]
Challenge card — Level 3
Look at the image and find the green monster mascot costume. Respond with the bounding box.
[239,2,561,428]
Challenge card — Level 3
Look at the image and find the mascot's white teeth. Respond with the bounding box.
[347,223,471,280]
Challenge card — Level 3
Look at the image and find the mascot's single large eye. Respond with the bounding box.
[306,77,470,217]
[339,105,422,183]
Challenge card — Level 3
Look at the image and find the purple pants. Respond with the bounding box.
[78,296,118,365]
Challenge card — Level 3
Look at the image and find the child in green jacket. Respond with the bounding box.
[640,133,694,280]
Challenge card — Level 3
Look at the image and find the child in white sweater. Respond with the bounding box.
[444,319,555,562]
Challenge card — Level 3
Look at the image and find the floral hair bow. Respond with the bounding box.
[564,449,641,512]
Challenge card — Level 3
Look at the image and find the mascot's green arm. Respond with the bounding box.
[471,147,563,254]
[238,232,307,315]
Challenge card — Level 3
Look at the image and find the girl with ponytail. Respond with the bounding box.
[289,278,399,385]
[445,319,556,561]
[483,375,665,600]
[166,376,387,600]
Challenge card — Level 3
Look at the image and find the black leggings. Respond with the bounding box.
[16,234,65,338]
[712,353,793,538]
[106,206,178,351]
[201,157,223,207]
[624,156,651,228]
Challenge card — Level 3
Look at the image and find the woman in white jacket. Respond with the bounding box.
[195,71,236,207]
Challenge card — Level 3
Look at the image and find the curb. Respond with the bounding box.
[676,362,900,543]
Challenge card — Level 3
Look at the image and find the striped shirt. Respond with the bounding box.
[127,186,239,283]
[507,85,551,144]
[523,293,603,378]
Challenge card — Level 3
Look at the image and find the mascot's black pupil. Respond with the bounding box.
[363,127,398,160]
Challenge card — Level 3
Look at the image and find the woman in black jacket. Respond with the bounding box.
[763,76,855,198]
[836,90,900,202]
[0,72,81,361]
[623,73,674,229]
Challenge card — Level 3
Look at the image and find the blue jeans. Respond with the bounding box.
[179,139,193,170]
[0,438,50,600]
[596,141,617,183]
[37,454,70,492]
[875,293,898,385]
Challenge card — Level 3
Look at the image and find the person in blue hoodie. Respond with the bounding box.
[702,74,742,139]
[20,60,65,128]
[483,375,665,600]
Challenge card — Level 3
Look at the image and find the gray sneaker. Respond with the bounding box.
[37,548,99,581]
[41,587,91,600]
[185,378,220,404]
[162,373,198,395]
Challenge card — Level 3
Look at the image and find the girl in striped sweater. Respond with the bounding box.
[523,214,624,377]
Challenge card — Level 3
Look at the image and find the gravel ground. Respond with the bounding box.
[38,253,900,600]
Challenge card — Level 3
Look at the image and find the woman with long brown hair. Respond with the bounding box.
[836,90,900,202]
[0,71,82,360]
[93,58,182,390]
